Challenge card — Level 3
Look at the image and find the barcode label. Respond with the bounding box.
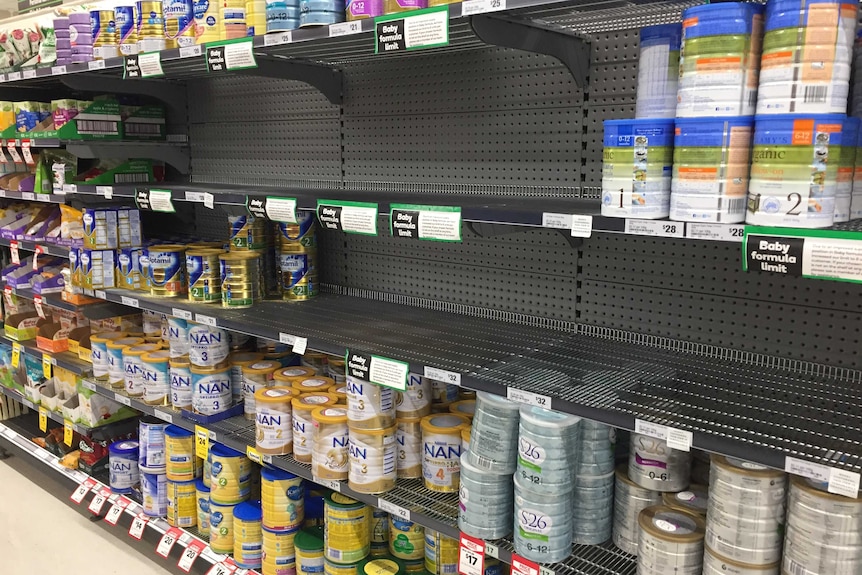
[125,124,162,135]
[785,559,806,575]
[77,120,119,135]
[803,85,828,103]
[471,453,494,470]
[725,197,746,213]
[114,172,151,183]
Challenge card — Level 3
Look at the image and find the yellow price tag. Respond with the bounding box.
[42,355,52,379]
[194,425,209,459]
[11,342,21,368]
[246,446,262,464]
[38,407,47,432]
[63,420,74,446]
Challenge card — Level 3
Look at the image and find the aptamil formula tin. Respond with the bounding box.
[210,500,238,554]
[191,364,232,415]
[116,5,138,55]
[189,324,230,368]
[601,119,675,219]
[109,440,140,493]
[629,432,692,492]
[91,9,120,59]
[421,414,470,493]
[636,23,682,118]
[139,417,168,471]
[167,478,198,528]
[746,114,846,228]
[170,356,193,409]
[637,506,706,575]
[142,350,172,406]
[613,464,662,555]
[677,2,764,117]
[671,117,754,223]
[147,245,187,297]
[187,248,224,303]
[141,470,168,517]
[210,443,252,504]
[261,466,305,531]
[234,501,264,569]
[347,376,396,430]
[165,425,201,481]
[835,116,860,222]
[164,0,196,47]
[324,492,370,564]
[91,332,129,380]
[196,478,211,532]
[758,0,856,115]
[256,387,299,455]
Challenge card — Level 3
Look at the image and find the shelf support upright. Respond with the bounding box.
[238,56,343,107]
[471,13,590,89]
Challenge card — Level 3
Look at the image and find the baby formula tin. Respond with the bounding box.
[210,443,253,504]
[256,387,300,455]
[109,440,140,493]
[115,5,138,55]
[324,492,370,564]
[346,376,396,430]
[191,364,232,415]
[189,324,230,367]
[90,331,129,380]
[147,245,187,297]
[165,424,202,481]
[139,417,168,471]
[167,478,198,528]
[629,432,692,492]
[636,23,682,119]
[261,466,305,531]
[312,407,350,480]
[142,350,172,406]
[167,316,190,358]
[421,414,470,492]
[164,0,196,47]
[234,501,264,569]
[141,470,168,517]
[293,393,339,463]
[170,356,193,409]
[196,478,211,532]
[186,248,224,303]
[210,500,238,554]
[637,505,706,575]
[296,526,326,575]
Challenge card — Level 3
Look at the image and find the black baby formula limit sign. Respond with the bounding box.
[123,52,163,79]
[206,38,257,73]
[390,204,462,242]
[346,349,408,391]
[743,226,862,282]
[316,199,378,235]
[375,6,449,54]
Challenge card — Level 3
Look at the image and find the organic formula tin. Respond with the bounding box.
[165,424,202,481]
[139,417,168,470]
[637,506,706,575]
[758,0,856,115]
[389,517,424,561]
[670,116,754,223]
[142,350,172,406]
[746,114,846,228]
[348,426,397,494]
[244,360,282,418]
[677,2,764,117]
[141,470,168,517]
[170,356,193,409]
[421,414,470,492]
[346,376,396,430]
[167,478,198,528]
[147,245,187,297]
[255,386,299,455]
[189,324,230,367]
[210,500,238,554]
[196,478,211,532]
[629,432,692,492]
[192,364,232,415]
[296,526,326,575]
[293,393,339,463]
[312,407,350,480]
[109,440,140,493]
[91,331,129,380]
[234,501,264,569]
[636,23,682,118]
[210,443,252,504]
[601,119,674,219]
[324,492,370,563]
[107,337,144,388]
[261,466,305,531]
[116,5,138,55]
[187,248,224,303]
[163,0,196,48]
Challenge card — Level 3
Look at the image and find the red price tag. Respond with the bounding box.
[33,294,45,318]
[8,241,18,264]
[32,245,43,271]
[177,539,206,572]
[20,140,33,165]
[205,562,237,575]
[458,533,485,575]
[6,141,20,164]
[128,513,148,540]
[87,486,111,515]
[70,477,97,504]
[511,554,540,575]
[105,496,130,525]
[156,526,183,558]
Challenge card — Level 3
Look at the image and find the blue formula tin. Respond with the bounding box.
[146,244,187,296]
[764,0,846,31]
[109,440,141,494]
[139,417,168,471]
[681,2,764,38]
[141,470,168,517]
[115,6,135,42]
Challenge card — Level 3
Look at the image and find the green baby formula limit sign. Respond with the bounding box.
[375,6,449,54]
[390,204,461,242]
[206,38,257,73]
[743,226,862,283]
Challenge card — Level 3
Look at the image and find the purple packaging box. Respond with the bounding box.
[32,273,66,294]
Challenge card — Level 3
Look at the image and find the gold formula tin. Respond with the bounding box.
[147,244,188,297]
[186,248,224,303]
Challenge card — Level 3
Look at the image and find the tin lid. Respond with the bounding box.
[106,337,144,349]
[294,526,325,552]
[233,501,263,522]
[210,443,244,459]
[518,405,581,429]
[448,400,475,417]
[164,424,193,437]
[142,350,172,364]
[325,491,362,509]
[293,376,335,392]
[261,466,299,482]
[312,406,348,424]
[638,505,705,543]
[229,352,265,366]
[169,355,190,368]
[189,363,230,375]
[255,386,300,403]
[244,360,281,375]
[292,392,339,411]
[90,331,129,344]
[347,425,396,437]
[712,455,784,478]
[357,557,407,575]
[195,478,210,492]
[274,366,316,382]
[420,413,470,435]
[662,485,709,515]
[790,475,862,502]
[704,545,781,571]
[109,440,139,454]
[124,343,163,357]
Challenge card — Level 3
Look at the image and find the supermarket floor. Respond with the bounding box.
[0,456,173,575]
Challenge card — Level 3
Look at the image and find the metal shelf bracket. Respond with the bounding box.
[470,13,590,89]
[238,56,343,106]
[59,74,188,126]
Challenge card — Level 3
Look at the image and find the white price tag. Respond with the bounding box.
[541,213,571,230]
[665,427,692,452]
[484,542,499,559]
[292,337,308,355]
[204,193,214,209]
[114,393,132,406]
[70,482,92,504]
[154,410,173,423]
[329,21,363,37]
[458,534,485,575]
[785,456,832,483]
[105,497,130,525]
[156,527,182,557]
[33,295,44,318]
[95,290,106,299]
[377,499,410,520]
[51,65,67,75]
[685,223,745,242]
[172,308,193,320]
[314,478,341,492]
[20,141,32,165]
[185,191,205,203]
[506,388,551,409]
[179,45,203,58]
[83,380,96,391]
[121,296,139,308]
[279,332,295,345]
[178,541,206,572]
[829,468,861,498]
[423,366,461,386]
[264,31,292,46]
[128,514,148,540]
[624,219,685,238]
[22,69,36,79]
[6,141,20,164]
[96,186,113,199]
[195,314,217,326]
[21,191,35,200]
[88,491,109,515]
[7,71,20,81]
[571,215,593,238]
[461,0,506,14]
[60,185,75,195]
[634,419,668,441]
[88,60,106,70]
